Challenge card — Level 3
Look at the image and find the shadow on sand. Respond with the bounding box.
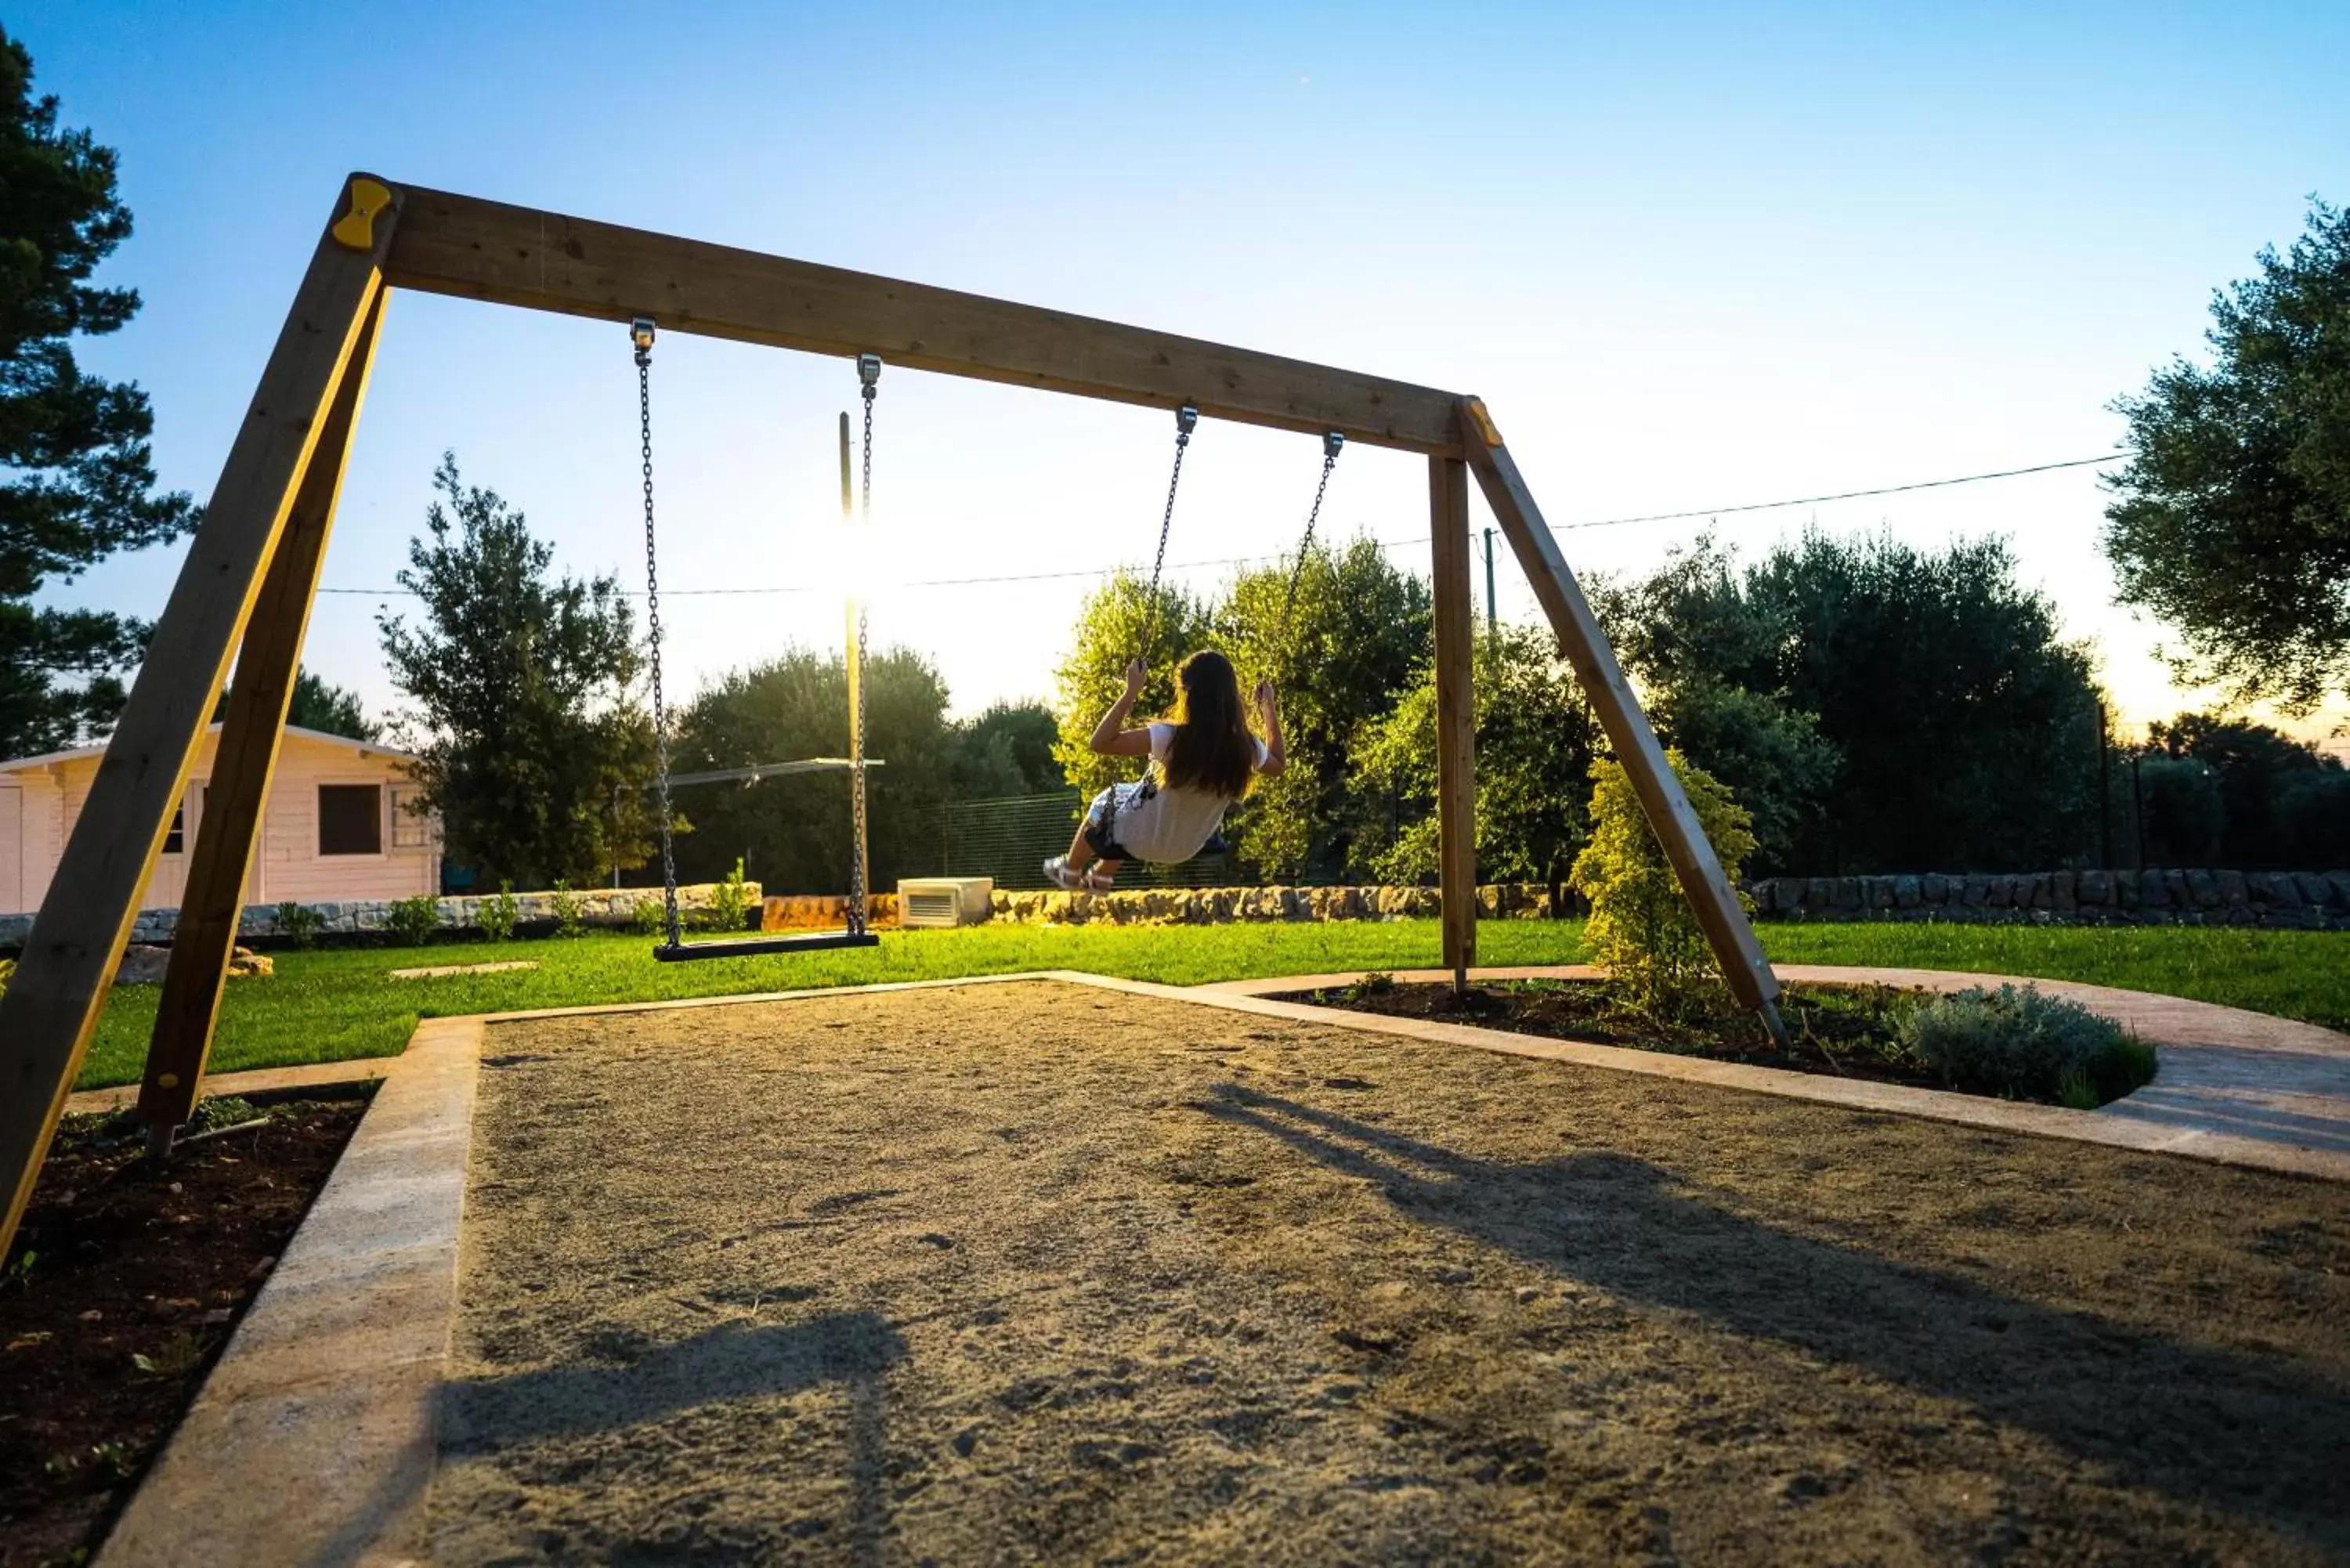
[1198,1081,2348,1549]
[441,1311,905,1564]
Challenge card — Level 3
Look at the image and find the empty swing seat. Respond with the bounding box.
[653,929,880,962]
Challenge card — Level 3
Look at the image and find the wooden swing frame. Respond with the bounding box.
[0,174,1786,1258]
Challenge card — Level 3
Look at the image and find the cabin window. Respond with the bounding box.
[162,804,185,854]
[318,784,383,856]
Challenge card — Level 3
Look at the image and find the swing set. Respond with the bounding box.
[0,174,1790,1261]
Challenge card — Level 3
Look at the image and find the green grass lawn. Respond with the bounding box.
[72,916,2350,1090]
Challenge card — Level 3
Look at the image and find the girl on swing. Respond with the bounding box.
[1045,649,1284,891]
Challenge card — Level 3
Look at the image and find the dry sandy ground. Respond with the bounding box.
[431,980,2350,1566]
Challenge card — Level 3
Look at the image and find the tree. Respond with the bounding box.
[1345,623,1598,900]
[0,27,197,759]
[2140,709,2341,866]
[377,456,656,890]
[284,667,374,740]
[1609,532,2101,873]
[950,700,1064,797]
[2105,199,2350,714]
[1595,539,1837,873]
[2131,754,2224,866]
[669,645,958,894]
[1213,537,1431,879]
[1050,569,1213,798]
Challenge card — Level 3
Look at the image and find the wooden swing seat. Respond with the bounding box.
[653,930,880,962]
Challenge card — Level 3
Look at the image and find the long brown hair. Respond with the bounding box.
[1159,649,1258,799]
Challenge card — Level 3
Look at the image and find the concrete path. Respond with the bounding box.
[96,1017,476,1568]
[1205,965,2350,1180]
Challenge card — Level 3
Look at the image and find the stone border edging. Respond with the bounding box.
[96,1016,482,1568]
[1195,965,2350,1181]
[99,962,2347,1566]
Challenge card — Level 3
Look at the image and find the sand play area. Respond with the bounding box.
[428,980,2350,1564]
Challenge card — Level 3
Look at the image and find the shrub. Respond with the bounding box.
[1900,984,2157,1107]
[388,894,440,948]
[704,858,755,934]
[275,901,322,948]
[1568,750,1756,1024]
[631,894,667,938]
[549,880,584,939]
[479,880,519,944]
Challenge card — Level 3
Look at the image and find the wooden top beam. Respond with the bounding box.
[379,178,1462,456]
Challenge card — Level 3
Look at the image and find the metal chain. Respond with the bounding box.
[1139,404,1198,660]
[850,356,879,934]
[633,320,681,950]
[1274,432,1345,652]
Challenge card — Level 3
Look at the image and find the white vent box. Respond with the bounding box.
[898,876,994,928]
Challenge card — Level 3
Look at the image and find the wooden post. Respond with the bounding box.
[0,175,397,1261]
[1430,456,1477,990]
[1456,397,1788,1042]
[136,288,389,1143]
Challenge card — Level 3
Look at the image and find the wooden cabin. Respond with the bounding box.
[0,724,439,916]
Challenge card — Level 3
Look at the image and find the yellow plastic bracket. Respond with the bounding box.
[330,179,393,252]
[1463,396,1503,448]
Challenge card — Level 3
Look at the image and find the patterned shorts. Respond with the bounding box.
[1081,779,1153,861]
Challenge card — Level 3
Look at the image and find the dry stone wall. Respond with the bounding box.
[0,881,757,951]
[12,868,2341,953]
[1747,869,2350,930]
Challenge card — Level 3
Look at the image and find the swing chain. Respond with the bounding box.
[849,354,880,934]
[1139,403,1198,659]
[1274,430,1344,651]
[633,318,682,949]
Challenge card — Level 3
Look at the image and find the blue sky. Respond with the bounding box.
[18,1,2350,747]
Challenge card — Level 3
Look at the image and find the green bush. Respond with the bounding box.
[549,880,584,939]
[479,880,519,944]
[1900,984,2157,1107]
[704,858,755,934]
[1568,750,1756,1024]
[388,894,440,948]
[275,901,322,948]
[632,894,668,938]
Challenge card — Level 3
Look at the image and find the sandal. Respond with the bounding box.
[1043,857,1114,892]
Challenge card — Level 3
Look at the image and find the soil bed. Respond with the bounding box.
[437,980,2348,1564]
[0,1095,367,1568]
[1285,977,1969,1096]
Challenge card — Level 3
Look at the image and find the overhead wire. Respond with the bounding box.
[310,450,2126,601]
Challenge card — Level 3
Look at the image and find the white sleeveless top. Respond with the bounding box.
[1109,723,1267,863]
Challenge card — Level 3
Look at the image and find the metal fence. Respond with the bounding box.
[922,790,1245,890]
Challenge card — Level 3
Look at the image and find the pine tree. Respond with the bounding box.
[0,24,197,759]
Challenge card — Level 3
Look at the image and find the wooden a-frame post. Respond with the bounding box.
[1457,397,1788,1040]
[134,287,389,1147]
[0,175,1787,1263]
[1429,456,1478,988]
[0,178,397,1257]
